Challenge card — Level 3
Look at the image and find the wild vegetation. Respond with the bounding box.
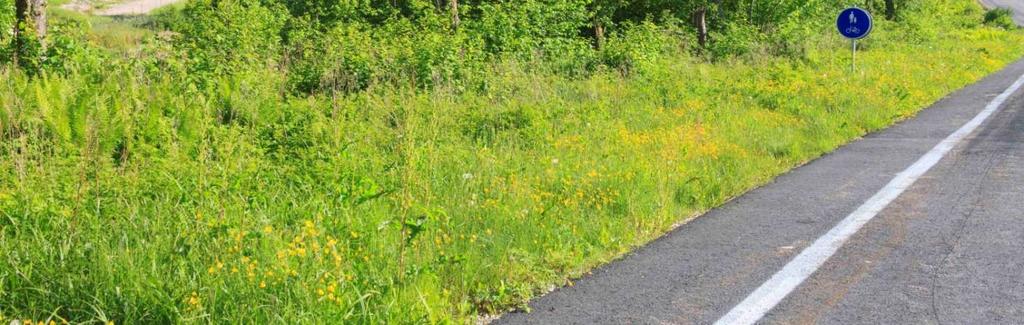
[1,0,1023,323]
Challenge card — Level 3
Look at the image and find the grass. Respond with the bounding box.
[2,7,1024,325]
[50,0,188,53]
[49,8,157,53]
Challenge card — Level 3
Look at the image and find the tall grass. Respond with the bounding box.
[2,12,1024,325]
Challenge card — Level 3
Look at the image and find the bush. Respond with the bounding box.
[176,0,287,80]
[984,8,1017,30]
[707,21,764,59]
[0,18,101,76]
[600,21,684,74]
[283,18,488,94]
[469,0,590,57]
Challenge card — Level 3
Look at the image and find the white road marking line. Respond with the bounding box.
[714,72,1024,325]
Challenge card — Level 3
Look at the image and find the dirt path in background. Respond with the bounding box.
[97,0,180,15]
[61,0,181,16]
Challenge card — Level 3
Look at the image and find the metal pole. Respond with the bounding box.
[852,39,857,74]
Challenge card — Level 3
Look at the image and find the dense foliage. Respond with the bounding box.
[985,7,1017,30]
[1,0,1022,323]
[2,0,1014,89]
[141,0,888,93]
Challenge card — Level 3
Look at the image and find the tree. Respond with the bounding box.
[31,0,46,42]
[12,0,45,66]
[449,0,459,30]
[693,5,707,48]
[589,0,627,49]
[688,0,721,49]
[13,0,24,65]
[884,0,896,20]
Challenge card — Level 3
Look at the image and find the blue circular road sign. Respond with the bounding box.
[837,8,873,39]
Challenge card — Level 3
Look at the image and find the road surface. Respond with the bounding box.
[496,58,1024,324]
[982,0,1024,25]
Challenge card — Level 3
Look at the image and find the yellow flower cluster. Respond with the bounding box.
[186,291,200,307]
[201,219,352,305]
[618,126,654,147]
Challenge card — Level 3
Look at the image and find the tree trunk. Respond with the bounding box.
[11,0,45,66]
[449,0,459,31]
[693,6,708,49]
[594,19,605,50]
[13,0,27,65]
[884,0,896,20]
[748,0,755,24]
[31,0,47,43]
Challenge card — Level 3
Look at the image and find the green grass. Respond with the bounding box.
[49,0,186,54]
[72,15,154,51]
[2,10,1024,325]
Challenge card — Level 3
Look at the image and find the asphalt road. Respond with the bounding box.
[981,0,1024,25]
[496,57,1024,324]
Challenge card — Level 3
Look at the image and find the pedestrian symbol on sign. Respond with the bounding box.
[837,7,872,40]
[837,8,873,73]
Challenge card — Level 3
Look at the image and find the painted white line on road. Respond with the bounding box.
[715,72,1024,325]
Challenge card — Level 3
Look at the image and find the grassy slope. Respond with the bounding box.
[2,9,1024,325]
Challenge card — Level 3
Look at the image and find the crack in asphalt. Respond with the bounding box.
[927,94,1022,325]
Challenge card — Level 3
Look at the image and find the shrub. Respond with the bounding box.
[600,21,684,74]
[707,21,764,59]
[176,0,287,80]
[984,8,1017,30]
[0,18,100,76]
[468,0,591,58]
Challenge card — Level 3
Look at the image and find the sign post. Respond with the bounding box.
[837,8,873,73]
